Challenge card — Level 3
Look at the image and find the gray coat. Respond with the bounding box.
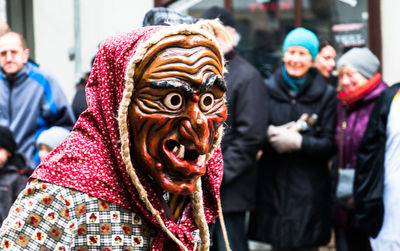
[0,63,75,168]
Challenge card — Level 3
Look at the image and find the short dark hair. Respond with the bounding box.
[201,6,236,28]
[318,37,335,52]
[0,126,17,155]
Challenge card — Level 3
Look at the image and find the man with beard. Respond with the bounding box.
[0,24,228,250]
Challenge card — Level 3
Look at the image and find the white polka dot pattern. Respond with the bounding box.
[28,25,224,250]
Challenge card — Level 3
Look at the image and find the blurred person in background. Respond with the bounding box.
[201,6,268,251]
[0,32,75,169]
[0,22,10,37]
[72,72,90,119]
[0,126,30,226]
[36,126,70,163]
[315,38,337,87]
[333,47,387,251]
[354,83,400,250]
[248,27,336,251]
[143,7,268,250]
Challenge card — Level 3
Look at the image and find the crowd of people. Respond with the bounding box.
[0,5,399,251]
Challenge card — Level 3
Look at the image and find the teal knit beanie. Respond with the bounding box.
[282,27,319,59]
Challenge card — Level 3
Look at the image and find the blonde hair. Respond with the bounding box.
[197,19,234,55]
[336,65,368,92]
[0,22,10,37]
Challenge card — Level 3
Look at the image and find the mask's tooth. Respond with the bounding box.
[177,144,185,159]
[172,146,179,155]
[196,154,206,166]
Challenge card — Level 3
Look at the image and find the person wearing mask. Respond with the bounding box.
[0,126,30,226]
[314,38,337,86]
[0,32,75,169]
[143,8,268,250]
[333,47,387,251]
[354,83,400,250]
[0,23,229,250]
[248,27,336,250]
[201,6,268,251]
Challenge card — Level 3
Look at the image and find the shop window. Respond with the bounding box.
[185,0,369,78]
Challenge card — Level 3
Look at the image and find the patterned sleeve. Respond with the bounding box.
[0,180,159,251]
[1,179,205,250]
[0,179,76,250]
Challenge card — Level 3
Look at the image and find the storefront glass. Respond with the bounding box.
[187,0,368,78]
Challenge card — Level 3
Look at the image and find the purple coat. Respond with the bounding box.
[334,80,387,228]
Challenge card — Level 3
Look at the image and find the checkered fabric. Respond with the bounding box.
[0,180,200,250]
[30,25,224,250]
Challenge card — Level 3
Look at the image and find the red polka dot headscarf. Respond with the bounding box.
[32,24,225,250]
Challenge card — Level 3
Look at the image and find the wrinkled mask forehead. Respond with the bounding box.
[128,33,227,195]
[134,34,223,83]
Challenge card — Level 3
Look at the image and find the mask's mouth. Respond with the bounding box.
[163,139,207,179]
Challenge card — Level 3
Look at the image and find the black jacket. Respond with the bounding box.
[0,153,30,225]
[220,52,268,212]
[354,83,400,238]
[72,87,88,119]
[248,68,336,248]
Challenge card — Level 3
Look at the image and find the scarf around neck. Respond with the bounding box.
[31,25,225,250]
[282,67,308,95]
[338,73,382,107]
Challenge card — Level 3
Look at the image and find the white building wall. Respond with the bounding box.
[33,0,154,101]
[381,1,400,85]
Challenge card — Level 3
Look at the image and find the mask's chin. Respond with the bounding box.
[146,138,208,195]
[158,172,199,195]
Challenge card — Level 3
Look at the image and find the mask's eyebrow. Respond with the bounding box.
[149,80,194,94]
[200,74,227,93]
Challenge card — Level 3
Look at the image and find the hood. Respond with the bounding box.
[31,25,225,250]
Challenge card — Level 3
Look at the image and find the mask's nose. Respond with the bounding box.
[178,102,209,154]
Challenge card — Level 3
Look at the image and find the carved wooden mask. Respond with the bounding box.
[128,34,227,195]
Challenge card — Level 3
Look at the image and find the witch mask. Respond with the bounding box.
[129,34,227,195]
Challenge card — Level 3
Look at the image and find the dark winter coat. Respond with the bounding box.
[72,88,88,119]
[248,68,336,248]
[354,83,400,238]
[0,153,30,225]
[220,51,268,212]
[333,80,387,228]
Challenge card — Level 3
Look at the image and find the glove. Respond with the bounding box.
[267,124,302,154]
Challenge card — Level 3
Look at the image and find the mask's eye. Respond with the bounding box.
[163,92,183,110]
[199,93,215,111]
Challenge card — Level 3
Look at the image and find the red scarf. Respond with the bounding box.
[31,26,223,250]
[337,73,381,107]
